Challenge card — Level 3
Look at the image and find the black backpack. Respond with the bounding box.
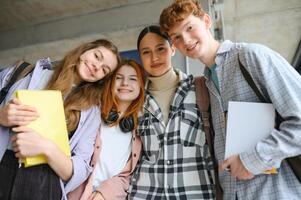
[0,61,34,104]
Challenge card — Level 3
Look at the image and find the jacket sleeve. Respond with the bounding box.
[239,44,301,175]
[95,158,132,200]
[64,106,101,193]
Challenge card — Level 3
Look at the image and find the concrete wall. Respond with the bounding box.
[185,0,301,76]
[1,0,300,76]
[0,0,171,67]
[223,0,301,62]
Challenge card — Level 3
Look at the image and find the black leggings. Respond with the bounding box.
[0,150,62,200]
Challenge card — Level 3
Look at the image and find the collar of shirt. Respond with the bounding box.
[204,40,234,79]
[144,68,187,89]
[144,69,192,120]
[215,40,234,65]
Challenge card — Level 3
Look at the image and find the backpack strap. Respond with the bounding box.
[238,55,282,124]
[195,76,223,200]
[195,77,211,151]
[0,61,34,104]
[238,56,266,102]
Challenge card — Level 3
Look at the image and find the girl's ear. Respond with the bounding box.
[170,44,176,57]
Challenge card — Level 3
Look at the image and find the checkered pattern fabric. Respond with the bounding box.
[205,40,301,200]
[129,70,215,199]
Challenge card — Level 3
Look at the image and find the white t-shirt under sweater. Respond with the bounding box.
[92,121,132,190]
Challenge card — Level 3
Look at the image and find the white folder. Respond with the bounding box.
[224,101,275,159]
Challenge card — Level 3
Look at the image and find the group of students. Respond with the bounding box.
[0,0,300,199]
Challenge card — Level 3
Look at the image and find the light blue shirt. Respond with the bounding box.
[0,58,101,200]
[205,40,301,200]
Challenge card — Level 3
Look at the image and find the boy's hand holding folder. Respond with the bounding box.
[223,101,278,178]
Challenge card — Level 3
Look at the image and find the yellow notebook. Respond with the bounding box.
[15,90,71,168]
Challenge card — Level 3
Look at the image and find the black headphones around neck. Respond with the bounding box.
[104,110,134,133]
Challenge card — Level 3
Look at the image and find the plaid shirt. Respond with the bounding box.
[205,40,301,200]
[129,70,215,200]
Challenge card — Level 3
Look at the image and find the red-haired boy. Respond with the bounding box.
[160,0,301,199]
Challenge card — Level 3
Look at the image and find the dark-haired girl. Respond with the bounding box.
[129,25,215,199]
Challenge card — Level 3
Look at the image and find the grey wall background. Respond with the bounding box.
[0,0,300,76]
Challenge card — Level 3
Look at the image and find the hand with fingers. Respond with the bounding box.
[11,126,52,159]
[0,98,39,127]
[219,155,254,181]
[88,191,105,200]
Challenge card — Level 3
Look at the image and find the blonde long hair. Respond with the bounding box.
[46,39,121,132]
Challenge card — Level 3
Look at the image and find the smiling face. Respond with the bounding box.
[114,64,140,105]
[167,14,212,59]
[138,32,175,77]
[76,46,118,83]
